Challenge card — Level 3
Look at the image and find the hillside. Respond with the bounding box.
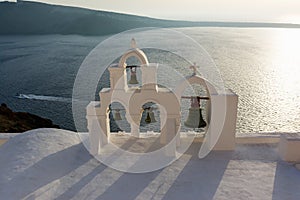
[0,103,59,133]
[0,1,192,35]
[0,1,300,35]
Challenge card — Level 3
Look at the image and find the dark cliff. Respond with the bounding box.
[0,103,59,133]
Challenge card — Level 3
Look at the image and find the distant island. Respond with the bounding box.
[1,1,300,36]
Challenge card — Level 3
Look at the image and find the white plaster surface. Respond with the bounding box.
[0,128,300,200]
[278,133,300,162]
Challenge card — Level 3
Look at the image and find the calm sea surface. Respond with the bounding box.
[0,27,300,134]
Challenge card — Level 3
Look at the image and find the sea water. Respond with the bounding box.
[0,28,300,134]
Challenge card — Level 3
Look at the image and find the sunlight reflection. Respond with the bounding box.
[270,29,300,103]
[270,29,300,85]
[264,29,300,131]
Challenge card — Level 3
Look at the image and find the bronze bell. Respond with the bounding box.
[184,97,207,128]
[145,111,151,123]
[144,107,157,123]
[128,67,139,84]
[114,109,122,121]
[149,110,157,123]
[184,108,206,128]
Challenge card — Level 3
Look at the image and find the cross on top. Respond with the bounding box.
[131,38,137,48]
[189,62,197,76]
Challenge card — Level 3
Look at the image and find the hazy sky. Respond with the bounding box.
[6,0,300,23]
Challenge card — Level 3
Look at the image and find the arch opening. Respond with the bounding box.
[124,56,143,87]
[118,49,149,68]
[132,101,166,153]
[139,102,161,133]
[108,101,131,133]
[180,83,210,134]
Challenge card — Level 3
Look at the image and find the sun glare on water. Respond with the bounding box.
[270,29,300,90]
[265,28,300,130]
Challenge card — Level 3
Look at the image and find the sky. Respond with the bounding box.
[5,0,300,23]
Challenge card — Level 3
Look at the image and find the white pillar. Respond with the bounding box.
[161,118,177,157]
[86,101,110,155]
[129,114,141,138]
[98,115,110,146]
[108,66,127,90]
[175,116,181,147]
[141,64,158,90]
[87,116,101,155]
[206,90,238,151]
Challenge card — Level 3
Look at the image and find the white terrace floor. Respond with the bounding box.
[0,129,300,200]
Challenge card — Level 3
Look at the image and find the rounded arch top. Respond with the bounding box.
[118,48,149,68]
[106,98,130,113]
[175,75,218,97]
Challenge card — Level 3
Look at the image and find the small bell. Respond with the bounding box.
[184,97,207,128]
[149,108,157,123]
[128,67,139,84]
[114,109,122,121]
[145,111,152,123]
